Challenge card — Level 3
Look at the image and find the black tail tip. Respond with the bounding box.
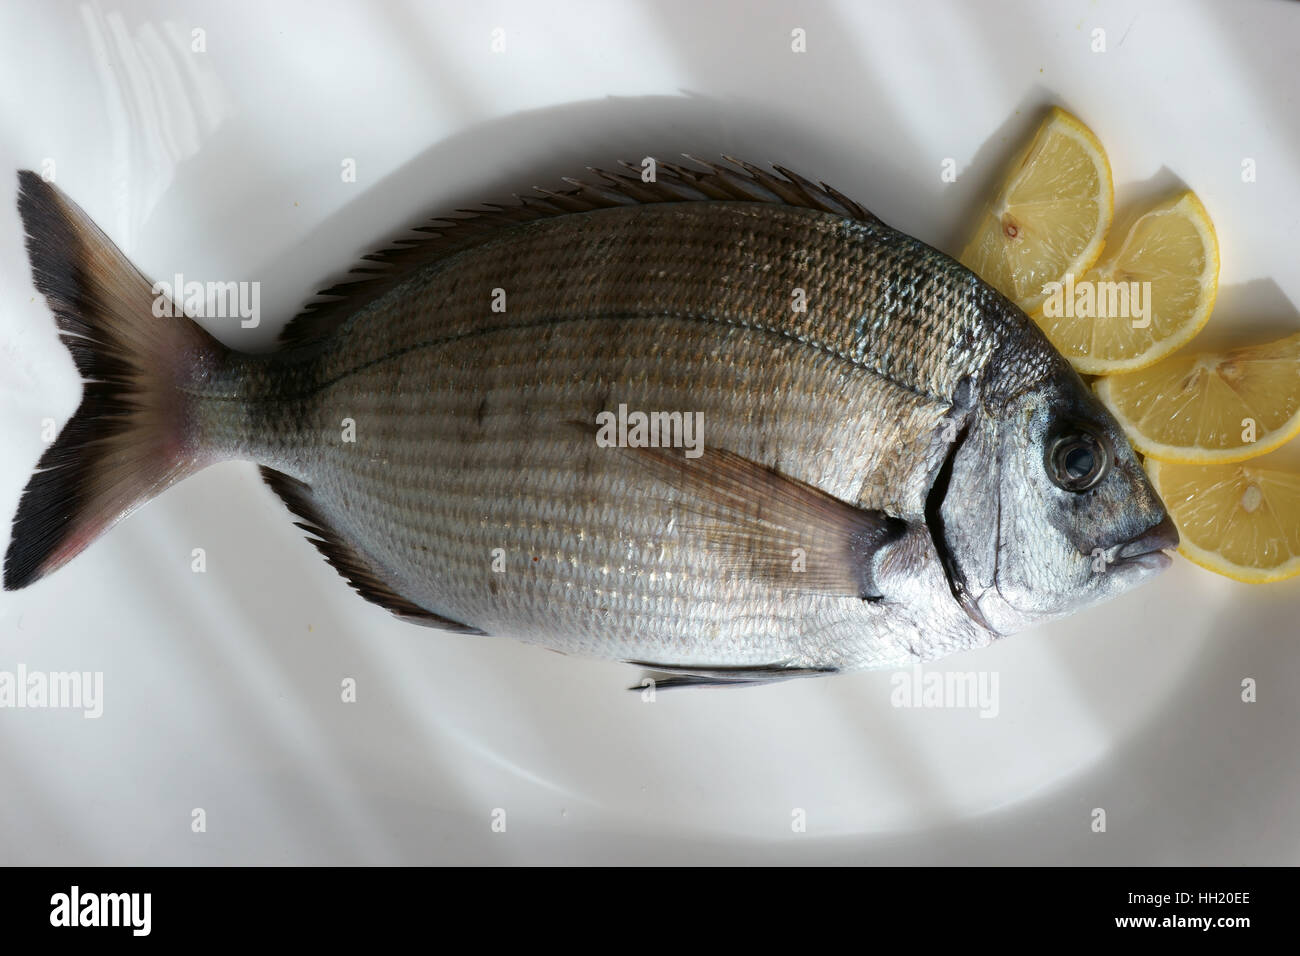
[16,169,56,213]
[3,453,85,591]
[4,538,45,590]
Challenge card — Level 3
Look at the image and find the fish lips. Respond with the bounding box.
[1106,514,1179,572]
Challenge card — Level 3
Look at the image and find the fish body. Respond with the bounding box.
[4,160,1176,682]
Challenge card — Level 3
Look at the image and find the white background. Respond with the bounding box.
[0,0,1297,864]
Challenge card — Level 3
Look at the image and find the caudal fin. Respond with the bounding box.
[4,171,227,589]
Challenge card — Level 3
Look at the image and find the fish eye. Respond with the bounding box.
[1047,429,1108,492]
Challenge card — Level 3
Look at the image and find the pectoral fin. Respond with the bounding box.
[589,431,907,601]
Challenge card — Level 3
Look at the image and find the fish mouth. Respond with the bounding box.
[1108,515,1179,571]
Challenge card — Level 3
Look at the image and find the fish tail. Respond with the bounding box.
[4,171,228,590]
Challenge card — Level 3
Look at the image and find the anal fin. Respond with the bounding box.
[259,467,486,635]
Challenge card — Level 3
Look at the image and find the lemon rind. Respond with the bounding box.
[1145,460,1300,583]
[1095,382,1300,465]
[1042,191,1219,374]
[961,106,1114,316]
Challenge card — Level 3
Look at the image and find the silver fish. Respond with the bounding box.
[4,158,1176,686]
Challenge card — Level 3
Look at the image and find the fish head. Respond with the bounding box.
[938,358,1176,634]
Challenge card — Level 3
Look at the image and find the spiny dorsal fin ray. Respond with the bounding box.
[277,156,882,349]
[259,466,486,634]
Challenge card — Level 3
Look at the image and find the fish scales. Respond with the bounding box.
[203,205,1000,665]
[6,163,1178,681]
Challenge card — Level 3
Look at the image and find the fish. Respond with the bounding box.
[3,157,1177,686]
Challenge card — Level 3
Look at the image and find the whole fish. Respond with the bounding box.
[4,158,1176,686]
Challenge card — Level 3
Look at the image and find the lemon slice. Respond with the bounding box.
[1146,459,1300,582]
[1036,192,1219,373]
[960,107,1113,315]
[1096,331,1300,463]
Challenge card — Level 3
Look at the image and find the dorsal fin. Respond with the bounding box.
[259,466,486,634]
[278,156,883,349]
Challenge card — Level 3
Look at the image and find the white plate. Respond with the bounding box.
[1,0,1297,864]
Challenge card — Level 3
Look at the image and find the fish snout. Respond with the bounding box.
[1108,514,1180,571]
